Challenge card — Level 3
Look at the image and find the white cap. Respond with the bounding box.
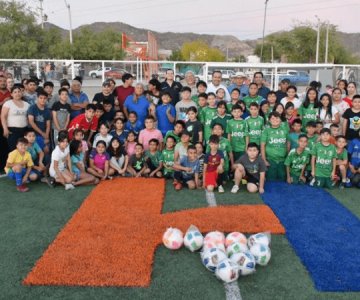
[233,71,247,78]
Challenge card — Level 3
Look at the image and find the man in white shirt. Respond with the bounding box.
[206,70,230,102]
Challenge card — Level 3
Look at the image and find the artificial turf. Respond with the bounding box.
[0,178,359,299]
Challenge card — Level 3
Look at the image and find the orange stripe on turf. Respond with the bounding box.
[23,178,285,287]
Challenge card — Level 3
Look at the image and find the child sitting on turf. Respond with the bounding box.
[311,128,337,189]
[227,104,248,161]
[125,111,142,135]
[125,131,137,157]
[92,122,112,149]
[108,137,128,177]
[5,137,37,192]
[73,129,88,162]
[231,142,266,194]
[162,136,176,179]
[246,102,264,146]
[289,119,302,150]
[195,142,205,182]
[87,140,111,180]
[335,135,349,188]
[24,128,46,178]
[284,134,310,185]
[49,132,75,190]
[138,115,163,151]
[173,145,200,191]
[186,106,203,144]
[69,140,99,186]
[174,131,192,163]
[347,131,360,188]
[145,139,163,178]
[203,134,225,193]
[127,143,149,177]
[111,117,129,145]
[210,100,232,136]
[164,120,185,145]
[261,111,290,181]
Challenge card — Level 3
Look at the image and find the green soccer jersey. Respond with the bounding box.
[145,150,163,167]
[226,119,248,152]
[336,148,348,160]
[311,142,337,177]
[162,148,175,175]
[210,114,232,135]
[164,131,181,144]
[261,126,289,162]
[201,106,217,142]
[284,148,311,176]
[206,137,232,172]
[243,95,263,109]
[226,102,239,112]
[298,103,318,130]
[246,116,264,145]
[306,134,318,151]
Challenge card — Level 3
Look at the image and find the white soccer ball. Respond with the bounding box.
[184,225,204,252]
[215,258,239,283]
[250,243,271,266]
[162,227,184,250]
[201,247,227,273]
[226,241,249,257]
[204,231,225,251]
[248,232,270,248]
[225,232,247,247]
[230,251,256,276]
[203,241,226,252]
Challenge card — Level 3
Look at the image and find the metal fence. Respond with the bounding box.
[1,59,359,97]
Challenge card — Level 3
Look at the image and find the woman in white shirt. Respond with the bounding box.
[332,88,349,127]
[280,85,302,113]
[1,86,30,150]
[318,93,340,128]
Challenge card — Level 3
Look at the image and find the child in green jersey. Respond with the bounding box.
[266,90,277,112]
[227,88,240,112]
[335,135,349,188]
[145,139,163,178]
[246,102,264,146]
[311,128,337,188]
[227,104,248,161]
[261,111,290,181]
[191,81,207,104]
[195,92,208,115]
[289,118,302,150]
[210,100,232,136]
[243,83,263,109]
[259,100,270,125]
[285,134,310,184]
[201,92,218,143]
[162,135,176,178]
[164,120,185,145]
[298,87,319,131]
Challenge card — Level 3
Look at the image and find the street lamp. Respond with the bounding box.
[260,0,269,62]
[64,0,73,45]
[315,15,320,64]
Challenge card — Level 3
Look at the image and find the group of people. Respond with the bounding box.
[0,68,359,194]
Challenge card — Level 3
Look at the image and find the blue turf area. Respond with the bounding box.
[261,182,360,292]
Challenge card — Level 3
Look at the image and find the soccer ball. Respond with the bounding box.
[203,242,226,252]
[162,227,184,250]
[215,258,239,283]
[248,232,271,248]
[203,231,225,251]
[249,243,271,266]
[184,225,204,252]
[201,247,227,272]
[230,251,256,276]
[225,232,247,247]
[226,241,249,257]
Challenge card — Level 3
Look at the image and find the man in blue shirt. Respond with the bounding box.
[253,72,270,99]
[123,83,150,126]
[69,77,89,119]
[227,72,249,100]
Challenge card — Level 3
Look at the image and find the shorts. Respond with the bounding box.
[7,168,37,180]
[266,160,286,181]
[244,174,259,186]
[36,135,48,150]
[73,170,81,181]
[315,176,334,189]
[289,174,305,185]
[205,171,218,187]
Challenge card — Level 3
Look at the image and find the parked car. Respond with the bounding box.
[104,69,135,80]
[278,70,310,85]
[88,67,112,78]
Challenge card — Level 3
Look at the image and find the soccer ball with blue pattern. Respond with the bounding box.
[215,258,239,283]
[226,241,249,257]
[184,225,204,252]
[250,243,271,266]
[230,251,256,276]
[201,247,227,272]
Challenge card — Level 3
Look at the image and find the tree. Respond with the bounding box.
[169,49,184,61]
[255,23,359,64]
[180,40,225,62]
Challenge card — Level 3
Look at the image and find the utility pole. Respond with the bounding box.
[325,22,329,63]
[39,0,44,29]
[315,15,321,64]
[260,0,269,62]
[64,0,73,45]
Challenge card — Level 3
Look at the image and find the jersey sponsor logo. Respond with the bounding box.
[231,131,245,138]
[269,137,286,144]
[249,129,262,136]
[316,157,332,165]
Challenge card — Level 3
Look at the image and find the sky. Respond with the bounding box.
[25,0,359,40]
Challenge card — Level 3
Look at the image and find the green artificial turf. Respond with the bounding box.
[0,178,359,300]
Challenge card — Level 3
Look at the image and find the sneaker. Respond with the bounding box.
[17,184,29,192]
[231,185,239,194]
[65,183,75,190]
[41,176,55,188]
[339,182,345,189]
[218,185,225,193]
[344,178,352,188]
[309,177,316,187]
[174,182,182,191]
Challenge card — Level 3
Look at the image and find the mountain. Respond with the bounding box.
[44,21,360,59]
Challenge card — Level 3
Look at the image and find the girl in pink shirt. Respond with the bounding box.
[125,131,137,157]
[87,140,111,180]
[138,116,163,151]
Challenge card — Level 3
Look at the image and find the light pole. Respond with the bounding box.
[325,21,330,63]
[260,0,269,62]
[315,15,320,64]
[64,0,73,45]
